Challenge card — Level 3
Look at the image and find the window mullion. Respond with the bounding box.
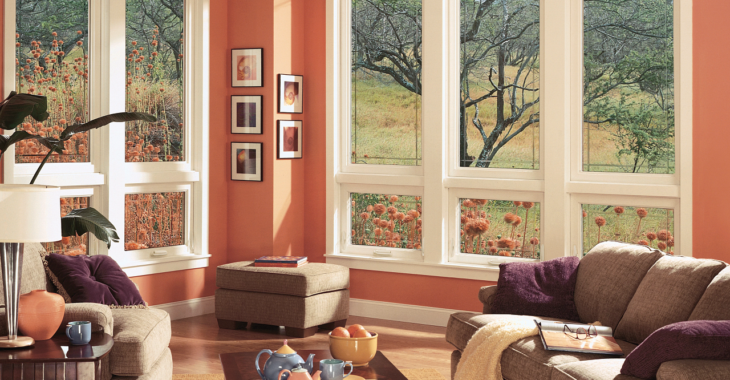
[541,0,571,260]
[421,0,447,264]
[98,0,126,258]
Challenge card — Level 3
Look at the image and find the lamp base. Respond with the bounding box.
[0,335,34,348]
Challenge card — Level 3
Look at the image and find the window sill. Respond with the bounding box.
[324,253,500,282]
[118,253,211,277]
[9,173,105,187]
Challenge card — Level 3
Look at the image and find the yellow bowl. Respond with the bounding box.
[329,331,378,366]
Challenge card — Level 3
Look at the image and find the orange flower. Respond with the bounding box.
[503,213,516,224]
[646,231,657,241]
[657,229,670,241]
[373,204,386,215]
[636,208,648,218]
[614,206,625,214]
[657,242,667,250]
[637,240,649,246]
[513,201,522,207]
[359,212,369,220]
[530,237,539,245]
[594,216,606,227]
[522,202,534,209]
[389,195,398,203]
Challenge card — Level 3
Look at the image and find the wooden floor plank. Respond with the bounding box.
[170,314,454,379]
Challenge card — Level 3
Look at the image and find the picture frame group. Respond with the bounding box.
[229,49,306,181]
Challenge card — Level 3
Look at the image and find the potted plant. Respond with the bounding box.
[0,91,156,248]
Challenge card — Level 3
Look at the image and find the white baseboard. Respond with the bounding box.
[149,296,473,326]
[151,295,216,321]
[349,298,473,327]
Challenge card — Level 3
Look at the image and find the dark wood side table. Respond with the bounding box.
[0,332,113,380]
[220,349,407,380]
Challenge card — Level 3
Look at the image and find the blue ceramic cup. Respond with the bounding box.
[66,321,92,345]
[319,359,353,380]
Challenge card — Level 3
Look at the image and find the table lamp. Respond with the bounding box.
[0,185,61,348]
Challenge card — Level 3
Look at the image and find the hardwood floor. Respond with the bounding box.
[170,314,455,379]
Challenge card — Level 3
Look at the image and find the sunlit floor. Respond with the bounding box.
[170,314,454,378]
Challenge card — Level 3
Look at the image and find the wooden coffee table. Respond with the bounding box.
[0,332,113,379]
[220,349,407,380]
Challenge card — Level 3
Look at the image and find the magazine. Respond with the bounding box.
[534,320,623,355]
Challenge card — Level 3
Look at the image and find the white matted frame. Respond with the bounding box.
[231,48,263,87]
[277,120,302,159]
[231,95,263,134]
[3,0,211,276]
[231,142,262,182]
[326,0,692,281]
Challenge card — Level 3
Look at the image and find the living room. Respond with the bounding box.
[0,0,727,379]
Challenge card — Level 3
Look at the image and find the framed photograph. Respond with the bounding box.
[277,120,303,159]
[231,142,262,181]
[232,48,263,87]
[278,74,303,113]
[231,96,263,134]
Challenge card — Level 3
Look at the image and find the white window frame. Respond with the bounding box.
[3,0,210,276]
[327,0,691,283]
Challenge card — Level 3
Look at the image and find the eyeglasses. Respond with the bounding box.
[563,324,598,340]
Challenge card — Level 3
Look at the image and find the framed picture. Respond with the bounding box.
[232,48,263,87]
[277,120,303,159]
[231,142,262,181]
[278,74,303,113]
[231,96,262,134]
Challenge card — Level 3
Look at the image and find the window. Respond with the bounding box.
[4,0,210,276]
[326,0,692,282]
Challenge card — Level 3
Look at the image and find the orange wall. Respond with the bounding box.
[692,0,730,263]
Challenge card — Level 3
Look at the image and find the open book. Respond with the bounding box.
[534,320,623,355]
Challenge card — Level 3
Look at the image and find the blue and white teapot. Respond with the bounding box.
[256,340,315,380]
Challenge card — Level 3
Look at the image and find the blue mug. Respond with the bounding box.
[319,359,353,380]
[66,321,91,345]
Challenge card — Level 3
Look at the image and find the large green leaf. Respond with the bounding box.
[0,92,50,130]
[61,112,157,140]
[61,207,120,249]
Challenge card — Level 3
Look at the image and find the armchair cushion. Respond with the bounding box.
[621,320,730,379]
[60,303,114,335]
[492,256,581,321]
[45,253,146,307]
[109,308,171,376]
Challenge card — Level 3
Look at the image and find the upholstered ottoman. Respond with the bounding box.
[215,262,350,337]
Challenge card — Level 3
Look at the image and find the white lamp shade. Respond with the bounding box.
[0,185,62,243]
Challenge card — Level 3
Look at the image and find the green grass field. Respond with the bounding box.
[351,69,674,173]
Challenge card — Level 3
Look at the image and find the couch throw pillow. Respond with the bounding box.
[491,256,581,321]
[621,320,730,379]
[45,253,146,308]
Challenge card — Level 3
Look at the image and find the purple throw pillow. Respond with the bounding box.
[45,253,146,307]
[491,256,581,321]
[621,320,730,379]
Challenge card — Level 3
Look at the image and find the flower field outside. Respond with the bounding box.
[125,192,185,251]
[43,197,89,256]
[351,193,422,249]
[15,0,89,164]
[582,204,675,255]
[460,199,541,258]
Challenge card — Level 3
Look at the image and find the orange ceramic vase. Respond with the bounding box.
[18,290,65,340]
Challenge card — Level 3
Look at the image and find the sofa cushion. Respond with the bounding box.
[501,336,637,380]
[656,360,730,380]
[551,359,640,380]
[615,256,726,344]
[492,257,580,321]
[689,266,730,320]
[446,312,637,380]
[574,242,663,331]
[109,308,171,376]
[216,262,349,297]
[621,321,730,379]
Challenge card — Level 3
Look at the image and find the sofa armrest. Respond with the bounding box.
[657,359,730,380]
[58,303,114,336]
[478,285,498,314]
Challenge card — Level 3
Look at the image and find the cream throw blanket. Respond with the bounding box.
[454,318,538,380]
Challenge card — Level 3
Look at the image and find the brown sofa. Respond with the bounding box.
[446,241,730,380]
[0,243,172,380]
